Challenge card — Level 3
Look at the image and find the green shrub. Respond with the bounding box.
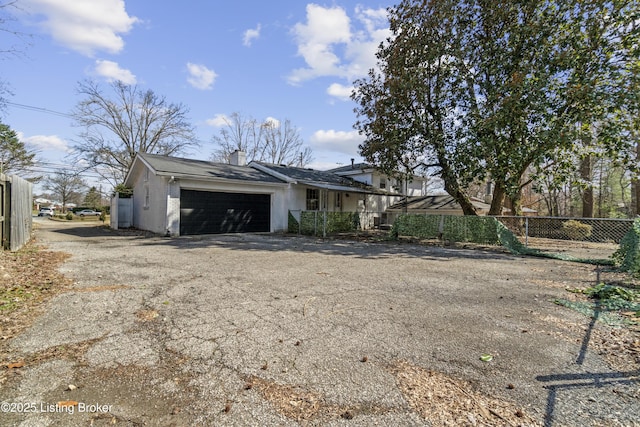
[391,214,502,244]
[612,218,640,276]
[562,220,592,240]
[291,211,360,236]
[288,211,300,233]
[65,212,73,220]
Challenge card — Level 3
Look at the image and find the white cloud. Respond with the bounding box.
[327,83,353,101]
[288,5,390,85]
[309,129,363,156]
[22,0,139,56]
[263,116,280,128]
[186,62,217,90]
[205,113,230,127]
[19,133,70,153]
[243,24,261,47]
[94,59,136,84]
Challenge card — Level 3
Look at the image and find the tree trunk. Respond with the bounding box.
[489,182,505,215]
[443,176,477,215]
[581,155,593,218]
[632,139,640,217]
[631,178,640,217]
[436,144,477,215]
[508,193,523,216]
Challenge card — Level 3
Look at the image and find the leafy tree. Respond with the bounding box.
[72,80,199,186]
[0,121,36,175]
[211,112,313,166]
[353,0,638,215]
[83,186,102,209]
[354,0,480,214]
[44,171,85,212]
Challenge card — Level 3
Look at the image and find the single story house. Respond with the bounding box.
[121,152,393,236]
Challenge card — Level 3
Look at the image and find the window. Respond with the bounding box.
[335,192,342,209]
[306,188,319,210]
[379,178,386,189]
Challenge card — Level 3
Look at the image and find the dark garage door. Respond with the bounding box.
[180,190,270,235]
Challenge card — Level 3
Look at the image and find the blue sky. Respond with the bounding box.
[2,0,394,191]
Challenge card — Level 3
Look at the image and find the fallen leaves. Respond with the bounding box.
[74,285,130,293]
[0,242,72,341]
[389,360,537,426]
[135,309,159,321]
[5,361,24,369]
[0,242,76,385]
[245,375,322,421]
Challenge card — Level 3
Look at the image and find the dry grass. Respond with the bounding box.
[0,240,72,341]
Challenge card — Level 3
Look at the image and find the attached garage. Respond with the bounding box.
[180,189,271,235]
[123,152,288,236]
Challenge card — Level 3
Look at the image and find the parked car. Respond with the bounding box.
[38,207,55,217]
[77,209,101,217]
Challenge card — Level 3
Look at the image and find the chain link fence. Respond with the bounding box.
[288,210,361,237]
[495,216,633,260]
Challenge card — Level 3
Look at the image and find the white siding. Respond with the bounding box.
[130,165,169,234]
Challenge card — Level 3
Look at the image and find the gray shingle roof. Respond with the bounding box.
[326,163,373,173]
[387,195,491,211]
[253,162,364,186]
[136,153,285,183]
[252,161,383,193]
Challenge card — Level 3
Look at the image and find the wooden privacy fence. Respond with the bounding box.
[0,174,33,251]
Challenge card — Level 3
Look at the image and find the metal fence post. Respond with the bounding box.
[323,211,327,238]
[525,217,529,247]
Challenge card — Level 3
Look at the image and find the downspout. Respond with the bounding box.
[166,176,178,236]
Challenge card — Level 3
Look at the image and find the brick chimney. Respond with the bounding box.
[230,150,246,166]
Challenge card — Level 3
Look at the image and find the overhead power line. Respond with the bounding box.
[6,101,73,118]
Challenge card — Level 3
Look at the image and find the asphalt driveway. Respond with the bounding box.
[1,218,638,426]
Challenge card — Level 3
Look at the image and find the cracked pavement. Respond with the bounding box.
[1,218,638,426]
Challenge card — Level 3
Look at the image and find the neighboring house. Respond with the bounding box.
[386,194,537,219]
[387,195,492,218]
[121,152,391,236]
[327,161,427,197]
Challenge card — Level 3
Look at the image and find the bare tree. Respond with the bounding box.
[210,112,265,163]
[1,0,31,115]
[262,118,313,166]
[44,171,85,212]
[72,80,199,186]
[210,112,313,166]
[0,1,30,58]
